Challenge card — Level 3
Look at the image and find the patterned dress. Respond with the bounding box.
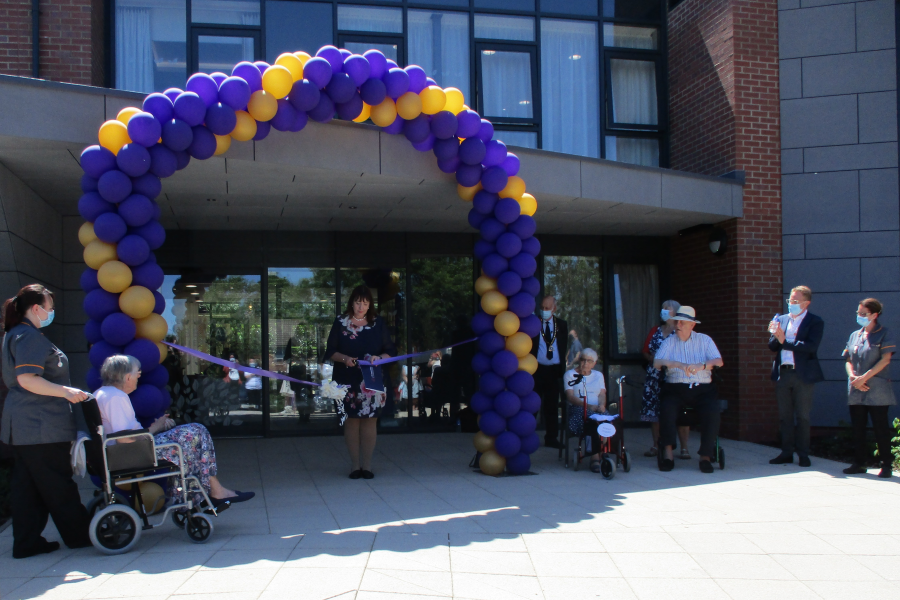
[153,423,217,505]
[325,315,396,425]
[640,326,673,423]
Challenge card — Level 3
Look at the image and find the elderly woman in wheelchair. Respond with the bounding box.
[563,348,610,473]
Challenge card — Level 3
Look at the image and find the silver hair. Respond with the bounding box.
[100,354,142,386]
[662,299,681,312]
[580,348,598,362]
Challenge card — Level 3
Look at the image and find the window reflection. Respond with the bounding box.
[408,10,470,101]
[115,0,186,94]
[543,256,603,371]
[480,50,534,119]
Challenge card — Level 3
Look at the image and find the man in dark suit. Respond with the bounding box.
[531,296,568,448]
[767,285,824,467]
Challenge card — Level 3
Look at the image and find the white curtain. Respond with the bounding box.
[481,51,532,119]
[603,23,657,49]
[337,5,402,33]
[605,136,659,167]
[408,10,470,101]
[610,58,657,125]
[540,19,598,158]
[242,12,257,61]
[116,7,154,93]
[495,130,537,149]
[473,14,534,41]
[613,265,659,354]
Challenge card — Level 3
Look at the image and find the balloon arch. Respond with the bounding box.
[78,46,542,475]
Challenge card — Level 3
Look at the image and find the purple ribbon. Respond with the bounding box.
[356,337,480,366]
[163,341,322,387]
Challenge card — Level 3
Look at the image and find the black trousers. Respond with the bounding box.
[660,383,720,458]
[849,405,893,466]
[775,369,816,457]
[12,442,91,555]
[534,365,561,443]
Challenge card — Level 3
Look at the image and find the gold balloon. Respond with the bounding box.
[214,134,231,156]
[138,481,166,514]
[83,240,118,270]
[443,87,465,114]
[119,285,155,319]
[274,52,304,81]
[247,90,278,121]
[116,107,141,124]
[293,51,311,66]
[78,222,97,247]
[135,313,168,342]
[155,341,168,363]
[353,102,372,123]
[479,450,506,476]
[457,182,482,202]
[370,98,397,127]
[494,311,520,337]
[97,261,133,294]
[473,431,495,453]
[506,332,533,358]
[262,64,293,99]
[517,193,537,217]
[518,353,538,374]
[231,110,257,141]
[499,176,526,200]
[419,85,446,114]
[98,120,131,155]
[474,275,498,296]
[480,290,508,316]
[396,91,423,120]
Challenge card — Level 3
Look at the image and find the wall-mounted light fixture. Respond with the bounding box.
[708,227,728,257]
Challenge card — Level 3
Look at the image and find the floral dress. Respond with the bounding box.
[153,423,217,506]
[640,326,673,422]
[325,315,396,425]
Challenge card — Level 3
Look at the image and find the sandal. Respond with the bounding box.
[644,446,658,457]
[590,461,601,473]
[679,449,691,460]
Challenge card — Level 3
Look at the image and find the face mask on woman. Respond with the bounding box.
[37,307,55,327]
[660,309,670,322]
[856,314,871,328]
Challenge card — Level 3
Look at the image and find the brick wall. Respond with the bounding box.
[668,0,783,443]
[0,0,103,86]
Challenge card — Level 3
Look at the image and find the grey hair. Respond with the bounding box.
[662,299,681,312]
[580,348,598,362]
[101,354,142,386]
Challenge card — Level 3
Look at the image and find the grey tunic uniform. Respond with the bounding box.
[843,325,897,406]
[1,321,76,445]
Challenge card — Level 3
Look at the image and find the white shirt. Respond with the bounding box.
[245,371,262,390]
[94,386,142,444]
[564,369,606,407]
[780,310,807,366]
[655,331,721,385]
[537,317,560,366]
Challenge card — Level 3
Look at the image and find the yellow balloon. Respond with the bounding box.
[494,311,520,337]
[97,261,133,294]
[506,332,533,358]
[231,110,257,141]
[262,64,293,99]
[443,87,465,114]
[135,313,168,342]
[83,240,118,270]
[370,98,397,127]
[119,286,155,319]
[499,176,526,200]
[116,107,141,124]
[473,431,495,453]
[481,290,508,316]
[517,193,537,217]
[275,52,304,81]
[98,120,131,155]
[155,341,168,363]
[293,51,311,66]
[479,450,506,476]
[457,183,482,202]
[518,353,538,374]
[138,482,166,514]
[214,134,231,155]
[475,275,498,296]
[78,222,97,247]
[396,92,423,120]
[247,90,278,121]
[420,86,446,114]
[353,102,372,123]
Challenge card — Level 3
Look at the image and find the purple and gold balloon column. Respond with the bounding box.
[77,47,542,459]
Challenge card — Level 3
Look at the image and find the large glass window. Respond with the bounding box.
[494,130,537,148]
[605,136,659,167]
[609,58,658,126]
[192,0,261,25]
[478,47,534,120]
[543,256,603,371]
[542,0,598,17]
[115,0,186,94]
[408,10,470,101]
[475,0,534,10]
[196,33,257,74]
[613,264,658,356]
[474,14,535,41]
[541,19,599,158]
[266,1,334,62]
[603,24,658,49]
[338,4,403,33]
[602,0,661,21]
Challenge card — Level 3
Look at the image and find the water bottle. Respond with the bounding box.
[769,313,780,334]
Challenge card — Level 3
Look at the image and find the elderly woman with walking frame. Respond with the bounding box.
[563,348,608,473]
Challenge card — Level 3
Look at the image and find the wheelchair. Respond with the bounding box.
[81,398,228,554]
[562,376,632,479]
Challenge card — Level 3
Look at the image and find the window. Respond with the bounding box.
[338,4,403,33]
[115,0,187,94]
[477,45,536,122]
[605,136,659,167]
[475,0,535,10]
[474,14,535,41]
[612,264,658,356]
[541,0,598,17]
[602,0,662,21]
[195,32,259,74]
[608,58,658,126]
[494,130,537,148]
[408,10,470,101]
[543,256,603,369]
[265,1,333,62]
[603,24,658,49]
[192,0,261,25]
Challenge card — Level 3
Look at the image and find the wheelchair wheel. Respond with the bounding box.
[90,504,142,555]
[185,513,214,544]
[172,510,188,529]
[600,457,616,480]
[622,451,632,473]
[717,447,725,470]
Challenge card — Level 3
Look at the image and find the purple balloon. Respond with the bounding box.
[89,341,123,369]
[473,191,497,216]
[336,93,364,121]
[495,431,522,458]
[131,173,161,199]
[510,253,537,279]
[494,198,521,225]
[131,384,163,418]
[153,290,165,314]
[459,137,486,166]
[479,411,507,437]
[116,143,151,177]
[210,72,228,87]
[383,68,410,99]
[472,353,492,375]
[133,220,166,250]
[510,291,537,321]
[520,314,541,339]
[326,72,356,104]
[85,320,102,344]
[479,371,505,396]
[101,312,136,347]
[118,195,153,227]
[481,166,509,194]
[188,126,217,160]
[437,156,461,174]
[433,137,459,160]
[126,112,162,147]
[471,311,495,335]
[507,371,535,396]
[117,234,150,266]
[142,93,174,122]
[84,289,120,321]
[173,92,207,127]
[304,57,333,88]
[521,276,540,297]
[81,174,98,193]
[308,94,335,122]
[479,331,506,357]
[163,88,183,102]
[81,268,100,293]
[218,76,251,111]
[520,432,540,454]
[477,120,494,142]
[98,170,133,203]
[148,145,177,178]
[470,391,492,414]
[412,134,435,152]
[289,79,321,112]
[430,111,458,139]
[457,110,482,138]
[80,145,117,179]
[426,77,437,86]
[254,61,270,74]
[174,150,190,171]
[186,73,219,107]
[492,351,519,378]
[364,50,388,78]
[382,115,404,135]
[507,452,531,474]
[522,236,541,257]
[386,59,399,70]
[142,365,169,388]
[481,253,508,278]
[456,163,483,187]
[484,140,508,167]
[132,260,164,289]
[508,411,537,437]
[316,45,344,73]
[479,218,505,243]
[125,338,160,370]
[270,100,298,132]
[205,103,237,136]
[343,55,371,86]
[520,392,540,415]
[161,118,193,152]
[510,215,537,239]
[253,120,271,140]
[468,207,487,229]
[494,392,522,420]
[93,212,127,243]
[403,114,431,143]
[405,66,427,93]
[290,110,309,133]
[78,192,115,222]
[497,271,522,296]
[359,77,387,106]
[232,61,263,92]
[502,153,521,176]
[474,239,494,260]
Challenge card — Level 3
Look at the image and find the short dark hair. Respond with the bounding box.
[343,285,377,324]
[860,297,883,316]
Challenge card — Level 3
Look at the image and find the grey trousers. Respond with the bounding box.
[775,369,816,457]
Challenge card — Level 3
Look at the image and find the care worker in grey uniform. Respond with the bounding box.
[1,284,92,558]
[842,298,896,478]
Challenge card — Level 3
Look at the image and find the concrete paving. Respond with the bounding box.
[1,430,898,600]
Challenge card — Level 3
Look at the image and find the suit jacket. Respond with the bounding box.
[531,316,568,378]
[768,312,825,384]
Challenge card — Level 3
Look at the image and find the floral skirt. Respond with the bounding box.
[335,383,385,426]
[640,365,663,423]
[154,423,217,505]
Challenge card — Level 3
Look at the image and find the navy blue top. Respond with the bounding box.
[325,316,396,390]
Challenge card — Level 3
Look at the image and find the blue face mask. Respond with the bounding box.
[541,310,552,320]
[856,315,870,328]
[788,303,803,316]
[660,309,670,322]
[38,307,55,328]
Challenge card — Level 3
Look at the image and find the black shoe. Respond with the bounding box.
[13,540,59,559]
[699,460,714,473]
[659,458,674,472]
[361,470,375,480]
[843,464,866,475]
[878,465,893,478]
[769,454,793,465]
[349,469,363,479]
[798,456,811,467]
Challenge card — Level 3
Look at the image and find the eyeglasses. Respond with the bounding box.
[786,299,805,305]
